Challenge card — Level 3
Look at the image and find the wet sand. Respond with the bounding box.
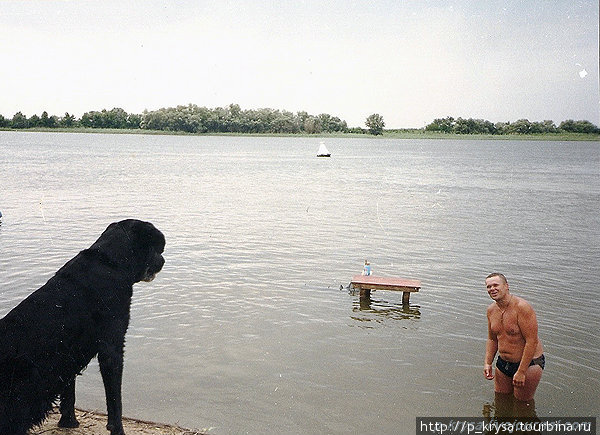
[33,408,206,435]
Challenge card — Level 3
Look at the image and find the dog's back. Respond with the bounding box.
[0,252,104,434]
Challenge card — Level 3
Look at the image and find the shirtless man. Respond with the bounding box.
[484,273,545,401]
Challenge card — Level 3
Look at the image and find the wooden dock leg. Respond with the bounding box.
[359,288,371,300]
[402,291,410,305]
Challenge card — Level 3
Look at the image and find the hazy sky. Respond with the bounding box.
[1,0,598,128]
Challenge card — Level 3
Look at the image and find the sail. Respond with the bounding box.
[317,142,329,156]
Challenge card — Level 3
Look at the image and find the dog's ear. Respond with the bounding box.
[131,220,165,253]
[89,221,135,264]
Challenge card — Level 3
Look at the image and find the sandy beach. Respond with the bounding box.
[33,409,206,435]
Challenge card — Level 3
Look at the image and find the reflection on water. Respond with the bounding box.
[483,393,538,419]
[350,291,421,325]
[483,394,541,435]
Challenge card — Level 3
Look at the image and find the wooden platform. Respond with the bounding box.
[351,275,421,304]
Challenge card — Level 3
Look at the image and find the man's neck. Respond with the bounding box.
[496,293,512,309]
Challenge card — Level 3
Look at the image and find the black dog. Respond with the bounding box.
[0,219,165,435]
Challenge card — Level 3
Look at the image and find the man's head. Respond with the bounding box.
[486,272,507,284]
[485,273,509,301]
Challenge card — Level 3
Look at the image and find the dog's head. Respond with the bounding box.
[91,219,165,283]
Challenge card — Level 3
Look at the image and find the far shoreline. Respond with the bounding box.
[1,127,599,142]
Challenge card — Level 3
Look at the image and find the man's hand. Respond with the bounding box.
[513,370,526,387]
[484,364,494,380]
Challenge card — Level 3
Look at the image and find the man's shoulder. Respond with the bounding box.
[486,303,497,314]
[514,295,531,307]
[514,296,536,314]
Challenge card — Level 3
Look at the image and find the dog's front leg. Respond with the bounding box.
[58,376,80,428]
[98,342,126,435]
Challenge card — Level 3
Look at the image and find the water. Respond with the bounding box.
[0,132,598,433]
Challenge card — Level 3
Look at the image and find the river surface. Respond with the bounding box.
[0,132,598,434]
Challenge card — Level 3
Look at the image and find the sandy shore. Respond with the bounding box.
[32,408,206,435]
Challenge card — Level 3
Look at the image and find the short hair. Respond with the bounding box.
[486,272,507,284]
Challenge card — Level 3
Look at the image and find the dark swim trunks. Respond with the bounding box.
[496,354,545,378]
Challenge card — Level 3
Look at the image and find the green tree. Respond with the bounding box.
[365,113,385,135]
[540,120,558,133]
[11,112,28,129]
[29,114,41,127]
[127,113,142,129]
[426,117,455,133]
[495,122,509,134]
[319,113,347,133]
[559,119,599,134]
[106,108,129,128]
[80,111,103,128]
[47,114,58,128]
[61,112,76,127]
[454,117,474,134]
[139,104,349,135]
[303,116,322,134]
[40,111,51,127]
[510,119,532,134]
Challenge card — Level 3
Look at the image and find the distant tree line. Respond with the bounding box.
[0,104,349,134]
[1,107,598,135]
[425,116,600,134]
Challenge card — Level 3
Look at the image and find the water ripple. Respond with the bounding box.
[1,133,598,432]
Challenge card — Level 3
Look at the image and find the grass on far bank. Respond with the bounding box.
[383,129,600,141]
[1,127,599,141]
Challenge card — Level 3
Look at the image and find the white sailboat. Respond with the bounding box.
[317,141,331,157]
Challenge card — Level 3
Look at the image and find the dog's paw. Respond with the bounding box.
[58,414,80,428]
[106,423,126,435]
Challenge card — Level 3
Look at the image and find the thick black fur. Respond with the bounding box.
[0,219,165,435]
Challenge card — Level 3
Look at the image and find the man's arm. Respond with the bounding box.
[513,301,539,387]
[484,308,497,380]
